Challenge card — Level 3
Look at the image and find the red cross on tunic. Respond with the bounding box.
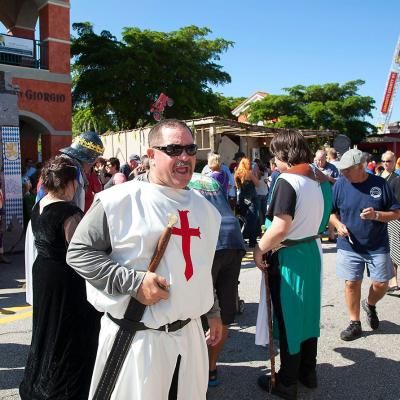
[171,210,201,281]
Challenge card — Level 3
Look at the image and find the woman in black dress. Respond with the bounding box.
[20,156,100,400]
[235,157,260,248]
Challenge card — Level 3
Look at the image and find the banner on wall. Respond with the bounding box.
[0,34,34,57]
[1,126,23,226]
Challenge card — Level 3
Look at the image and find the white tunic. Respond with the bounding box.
[88,181,221,400]
[255,172,324,346]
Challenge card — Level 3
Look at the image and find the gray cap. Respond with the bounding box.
[336,149,366,170]
[128,154,141,162]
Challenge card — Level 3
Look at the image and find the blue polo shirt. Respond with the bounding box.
[332,174,400,253]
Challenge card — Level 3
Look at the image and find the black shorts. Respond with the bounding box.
[212,249,244,325]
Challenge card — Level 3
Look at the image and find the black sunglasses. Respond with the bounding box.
[152,144,198,157]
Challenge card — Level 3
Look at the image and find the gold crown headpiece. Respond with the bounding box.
[73,136,103,154]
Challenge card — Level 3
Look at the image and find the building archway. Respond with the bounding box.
[19,110,53,165]
[0,1,71,250]
[0,0,72,161]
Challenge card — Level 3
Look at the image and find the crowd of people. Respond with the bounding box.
[16,120,400,400]
[21,150,151,228]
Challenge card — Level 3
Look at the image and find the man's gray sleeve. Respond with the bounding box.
[66,199,146,297]
[206,289,221,320]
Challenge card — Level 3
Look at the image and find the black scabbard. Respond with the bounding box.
[92,297,146,400]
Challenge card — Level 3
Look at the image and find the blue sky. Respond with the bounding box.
[70,0,400,124]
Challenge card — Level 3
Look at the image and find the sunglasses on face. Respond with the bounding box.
[152,144,198,157]
[382,160,393,163]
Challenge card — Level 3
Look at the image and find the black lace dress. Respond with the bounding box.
[237,180,260,247]
[20,202,101,400]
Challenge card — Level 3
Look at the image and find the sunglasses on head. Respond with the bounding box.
[152,144,198,157]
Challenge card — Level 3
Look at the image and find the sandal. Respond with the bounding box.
[387,285,400,293]
[208,369,219,387]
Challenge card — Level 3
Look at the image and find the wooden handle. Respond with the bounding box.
[148,229,172,272]
[147,213,178,273]
[263,253,276,389]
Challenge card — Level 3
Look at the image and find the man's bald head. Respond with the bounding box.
[148,119,193,147]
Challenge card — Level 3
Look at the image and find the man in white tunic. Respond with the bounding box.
[67,119,222,400]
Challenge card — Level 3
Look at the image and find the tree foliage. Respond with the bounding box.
[71,23,233,130]
[214,94,246,119]
[248,80,376,143]
[72,107,114,137]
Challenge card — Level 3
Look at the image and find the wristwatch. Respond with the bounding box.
[375,211,380,221]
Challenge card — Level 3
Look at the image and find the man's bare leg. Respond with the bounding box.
[341,280,363,341]
[367,281,388,305]
[208,325,229,379]
[345,280,362,321]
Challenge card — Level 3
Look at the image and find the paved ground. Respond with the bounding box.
[1,244,400,400]
[0,252,30,400]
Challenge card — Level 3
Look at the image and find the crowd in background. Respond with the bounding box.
[20,152,150,230]
[19,142,400,297]
[14,124,400,400]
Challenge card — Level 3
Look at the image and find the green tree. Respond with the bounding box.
[72,107,115,136]
[214,94,246,119]
[248,80,376,143]
[71,23,233,128]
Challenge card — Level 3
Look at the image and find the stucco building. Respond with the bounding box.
[0,0,72,163]
[0,0,71,235]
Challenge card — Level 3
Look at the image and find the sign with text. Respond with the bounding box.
[0,34,34,57]
[381,71,398,114]
[19,90,66,103]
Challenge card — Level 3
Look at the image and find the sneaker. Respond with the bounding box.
[362,299,379,330]
[340,321,362,341]
[208,369,219,387]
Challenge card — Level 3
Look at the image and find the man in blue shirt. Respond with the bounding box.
[330,149,400,341]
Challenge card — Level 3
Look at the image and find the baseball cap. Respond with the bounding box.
[128,154,141,162]
[336,149,366,170]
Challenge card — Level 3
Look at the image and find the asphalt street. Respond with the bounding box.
[1,243,400,400]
